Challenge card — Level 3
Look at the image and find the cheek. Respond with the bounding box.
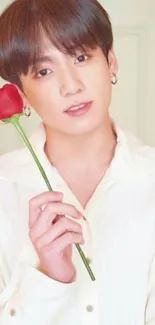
[85,66,111,99]
[84,60,111,85]
[23,83,55,112]
[29,92,62,122]
[22,83,41,108]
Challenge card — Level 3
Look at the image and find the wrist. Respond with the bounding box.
[38,265,76,284]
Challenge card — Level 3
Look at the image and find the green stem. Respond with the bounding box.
[8,114,95,281]
[75,244,95,280]
[13,116,53,191]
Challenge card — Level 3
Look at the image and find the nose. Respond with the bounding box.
[59,65,84,97]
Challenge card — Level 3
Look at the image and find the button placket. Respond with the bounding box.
[78,277,99,325]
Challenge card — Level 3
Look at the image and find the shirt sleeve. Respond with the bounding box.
[0,261,76,325]
[0,188,76,325]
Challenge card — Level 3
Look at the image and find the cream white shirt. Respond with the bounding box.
[0,124,155,324]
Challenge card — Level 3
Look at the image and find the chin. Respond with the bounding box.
[64,121,103,137]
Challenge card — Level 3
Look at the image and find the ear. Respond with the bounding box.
[14,85,30,108]
[108,49,118,78]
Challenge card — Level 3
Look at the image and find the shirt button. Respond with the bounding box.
[87,257,92,264]
[9,308,16,317]
[86,305,94,312]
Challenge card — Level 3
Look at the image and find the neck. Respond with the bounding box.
[44,119,117,173]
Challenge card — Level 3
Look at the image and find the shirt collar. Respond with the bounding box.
[0,122,134,189]
[30,122,133,183]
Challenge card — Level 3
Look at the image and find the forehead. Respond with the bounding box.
[31,32,94,64]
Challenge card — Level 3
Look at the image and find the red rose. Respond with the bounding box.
[0,84,23,120]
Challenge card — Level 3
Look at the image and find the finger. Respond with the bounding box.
[29,202,82,240]
[46,232,85,254]
[35,217,83,249]
[29,191,63,228]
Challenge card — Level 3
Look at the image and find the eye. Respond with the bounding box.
[36,69,52,78]
[75,54,89,64]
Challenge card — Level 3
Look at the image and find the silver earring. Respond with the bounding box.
[111,74,118,85]
[24,106,31,117]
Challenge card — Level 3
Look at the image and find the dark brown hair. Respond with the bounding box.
[0,0,113,88]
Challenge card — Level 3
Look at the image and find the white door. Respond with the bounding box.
[103,0,155,146]
[0,0,155,154]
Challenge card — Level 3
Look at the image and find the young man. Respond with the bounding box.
[0,0,155,324]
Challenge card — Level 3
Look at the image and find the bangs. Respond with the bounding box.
[0,0,113,84]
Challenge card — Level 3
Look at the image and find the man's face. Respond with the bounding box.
[20,39,118,136]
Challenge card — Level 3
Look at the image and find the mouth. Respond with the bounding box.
[64,101,93,117]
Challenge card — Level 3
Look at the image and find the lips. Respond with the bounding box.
[64,101,93,117]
